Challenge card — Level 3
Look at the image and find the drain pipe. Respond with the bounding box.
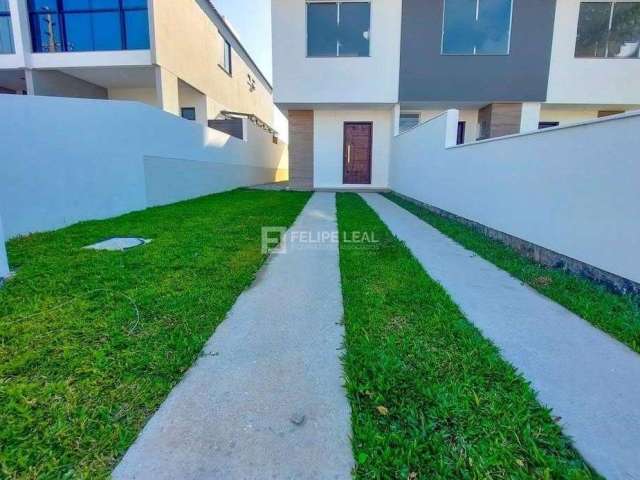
[0,214,9,280]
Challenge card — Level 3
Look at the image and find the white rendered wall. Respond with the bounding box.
[272,0,401,104]
[390,110,640,284]
[539,106,640,125]
[313,108,393,189]
[0,215,9,278]
[155,66,180,115]
[109,88,159,107]
[28,50,152,69]
[0,95,288,238]
[520,103,542,132]
[540,106,601,125]
[547,0,640,105]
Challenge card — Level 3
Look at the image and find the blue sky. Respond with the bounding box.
[213,0,273,82]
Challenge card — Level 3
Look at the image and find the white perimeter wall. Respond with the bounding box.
[547,0,640,105]
[272,0,401,104]
[0,94,288,238]
[390,110,640,284]
[0,215,9,278]
[314,108,393,189]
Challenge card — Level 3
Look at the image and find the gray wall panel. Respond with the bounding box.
[399,0,556,102]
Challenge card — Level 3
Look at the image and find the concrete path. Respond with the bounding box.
[114,193,353,480]
[361,193,640,480]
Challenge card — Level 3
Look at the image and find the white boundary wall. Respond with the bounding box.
[0,95,288,238]
[0,215,9,278]
[389,110,640,284]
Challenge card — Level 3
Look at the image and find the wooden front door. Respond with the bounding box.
[343,122,372,184]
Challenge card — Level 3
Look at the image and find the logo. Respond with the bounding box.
[261,227,287,254]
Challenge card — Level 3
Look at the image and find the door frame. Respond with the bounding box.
[342,121,373,185]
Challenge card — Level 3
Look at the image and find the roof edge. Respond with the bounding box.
[203,0,273,92]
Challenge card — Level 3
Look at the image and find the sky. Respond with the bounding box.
[213,0,273,83]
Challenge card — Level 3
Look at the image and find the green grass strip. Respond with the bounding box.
[337,193,595,479]
[385,192,640,355]
[0,189,311,479]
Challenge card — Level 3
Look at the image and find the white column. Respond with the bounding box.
[0,215,9,279]
[392,104,400,136]
[520,102,542,133]
[24,68,35,95]
[194,90,208,127]
[444,109,460,148]
[9,0,31,64]
[154,66,180,116]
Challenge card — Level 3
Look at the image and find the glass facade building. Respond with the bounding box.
[28,0,150,53]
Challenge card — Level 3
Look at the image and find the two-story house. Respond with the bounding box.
[0,0,276,130]
[272,0,640,189]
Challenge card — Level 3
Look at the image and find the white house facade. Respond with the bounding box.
[272,0,640,189]
[0,0,278,130]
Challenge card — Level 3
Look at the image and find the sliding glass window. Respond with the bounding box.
[442,0,513,55]
[0,0,14,54]
[576,2,640,58]
[307,1,370,57]
[29,0,149,53]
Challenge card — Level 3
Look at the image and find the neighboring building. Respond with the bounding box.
[272,0,640,189]
[0,0,276,129]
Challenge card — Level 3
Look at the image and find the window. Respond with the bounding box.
[457,121,466,144]
[220,34,232,74]
[575,2,640,58]
[307,1,370,57]
[442,0,513,55]
[28,0,150,53]
[538,121,559,129]
[399,113,420,132]
[0,0,14,54]
[181,107,196,121]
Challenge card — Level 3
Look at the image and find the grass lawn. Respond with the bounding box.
[385,193,640,355]
[0,189,311,479]
[337,193,595,479]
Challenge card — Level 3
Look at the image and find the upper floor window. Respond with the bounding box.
[0,0,14,54]
[575,2,640,58]
[306,1,370,57]
[220,34,232,74]
[28,0,150,53]
[442,0,513,55]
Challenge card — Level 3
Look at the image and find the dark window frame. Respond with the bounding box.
[575,1,640,59]
[538,121,560,129]
[219,34,232,75]
[0,0,14,54]
[181,107,196,121]
[457,121,466,144]
[441,0,514,56]
[306,1,371,58]
[28,0,149,53]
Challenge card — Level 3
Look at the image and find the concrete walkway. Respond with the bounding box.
[361,193,640,480]
[114,193,353,480]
